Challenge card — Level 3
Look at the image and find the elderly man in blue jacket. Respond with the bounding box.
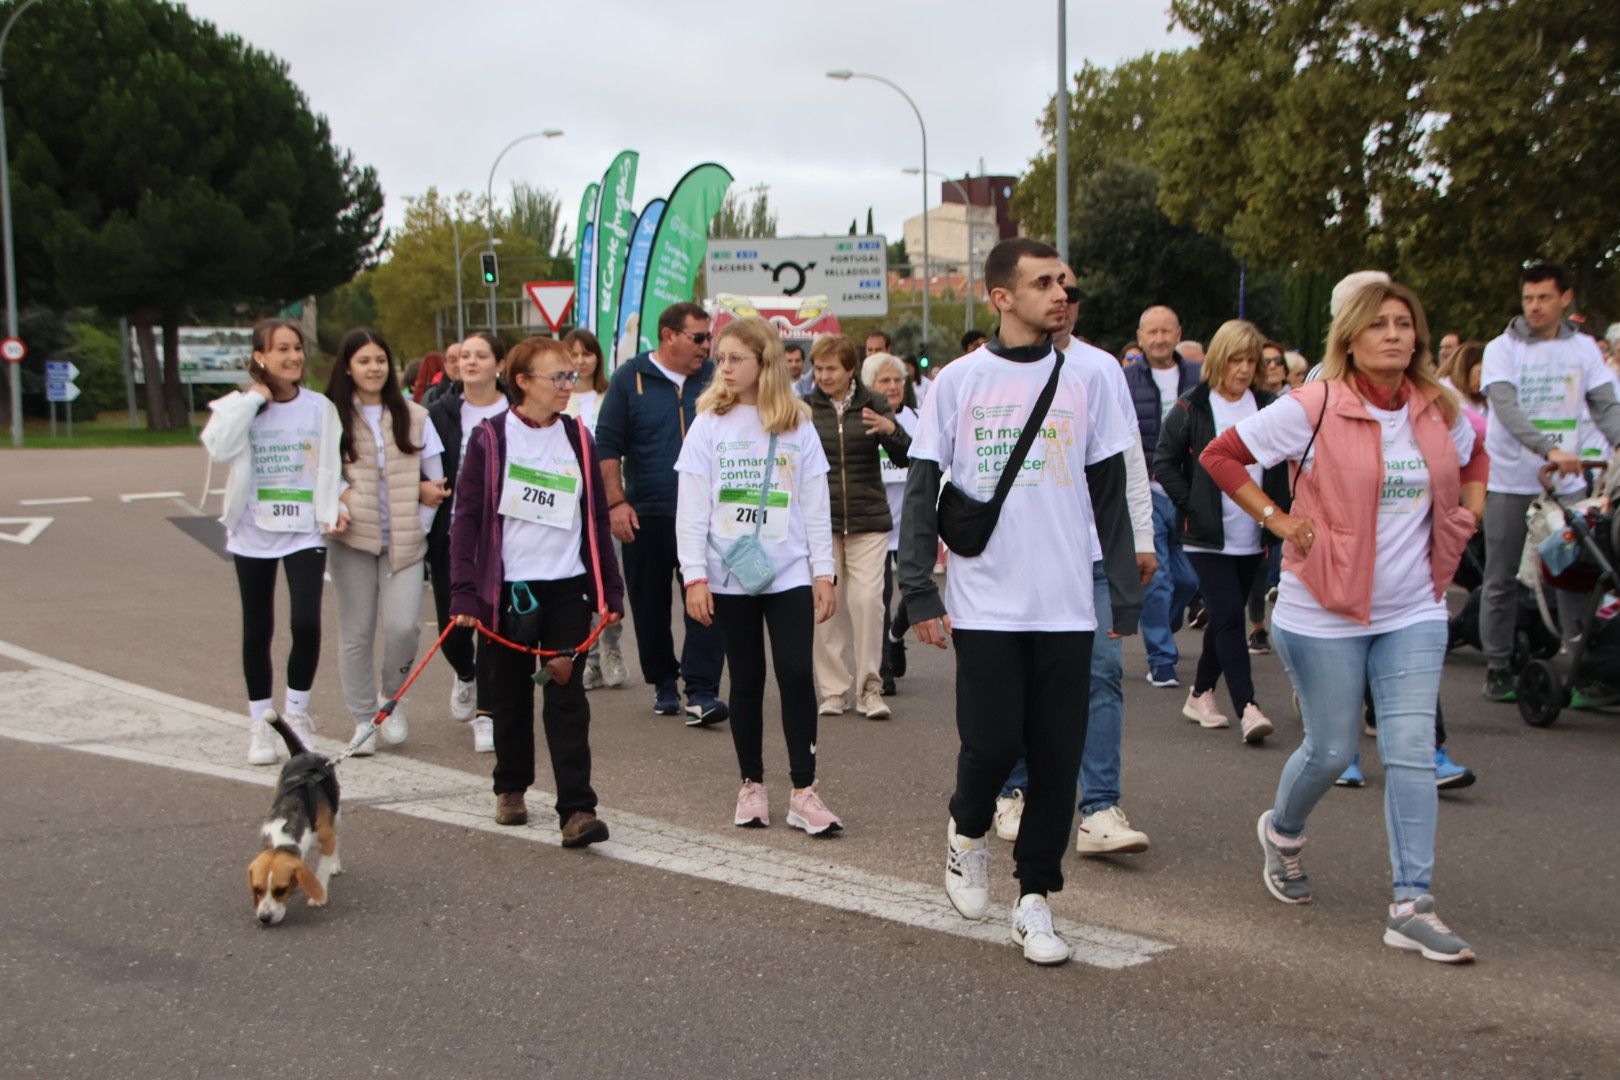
[1122,304,1203,688]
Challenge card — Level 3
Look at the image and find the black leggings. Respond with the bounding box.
[881,552,911,638]
[1186,551,1263,714]
[233,548,326,701]
[712,587,818,788]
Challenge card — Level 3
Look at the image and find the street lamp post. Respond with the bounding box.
[3,0,42,448]
[903,167,976,335]
[483,129,563,332]
[1056,0,1070,265]
[827,70,929,354]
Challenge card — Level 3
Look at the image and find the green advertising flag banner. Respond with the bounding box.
[575,182,599,331]
[638,163,733,352]
[593,151,639,351]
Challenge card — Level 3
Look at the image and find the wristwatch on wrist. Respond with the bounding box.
[1259,504,1278,526]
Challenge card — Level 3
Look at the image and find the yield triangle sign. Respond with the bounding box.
[0,516,52,545]
[525,282,576,332]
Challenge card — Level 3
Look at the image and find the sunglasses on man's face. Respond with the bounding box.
[680,330,712,344]
[1064,285,1082,304]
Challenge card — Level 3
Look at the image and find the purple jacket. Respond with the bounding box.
[449,412,625,627]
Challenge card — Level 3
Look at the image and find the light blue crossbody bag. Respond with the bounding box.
[707,433,779,596]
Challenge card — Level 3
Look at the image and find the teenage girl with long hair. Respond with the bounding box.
[676,317,842,834]
[325,328,449,754]
[201,318,344,765]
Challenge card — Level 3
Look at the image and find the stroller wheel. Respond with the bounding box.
[1517,659,1566,728]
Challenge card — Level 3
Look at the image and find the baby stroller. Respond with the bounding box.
[1515,462,1620,727]
[1447,534,1560,669]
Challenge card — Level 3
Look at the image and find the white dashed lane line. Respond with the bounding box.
[119,491,186,502]
[0,638,1174,971]
[18,496,92,506]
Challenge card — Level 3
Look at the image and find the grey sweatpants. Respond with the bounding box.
[1480,491,1587,667]
[327,541,426,725]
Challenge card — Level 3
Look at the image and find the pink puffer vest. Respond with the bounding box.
[1284,380,1478,626]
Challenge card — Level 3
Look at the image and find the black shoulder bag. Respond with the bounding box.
[936,353,1065,557]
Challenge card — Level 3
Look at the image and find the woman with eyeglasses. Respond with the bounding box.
[677,317,841,833]
[449,337,623,844]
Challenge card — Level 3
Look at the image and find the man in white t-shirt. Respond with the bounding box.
[899,238,1137,966]
[1478,263,1620,702]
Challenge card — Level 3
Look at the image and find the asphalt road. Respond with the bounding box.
[2,446,1617,1079]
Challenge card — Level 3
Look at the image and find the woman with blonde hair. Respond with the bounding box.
[676,317,841,834]
[1155,319,1292,742]
[1200,280,1487,962]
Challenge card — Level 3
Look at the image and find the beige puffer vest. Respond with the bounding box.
[335,401,430,571]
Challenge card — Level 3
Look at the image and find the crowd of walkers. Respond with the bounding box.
[202,237,1618,969]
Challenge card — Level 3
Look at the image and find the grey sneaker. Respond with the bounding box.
[602,647,628,688]
[582,662,604,690]
[1384,896,1475,963]
[1257,810,1311,904]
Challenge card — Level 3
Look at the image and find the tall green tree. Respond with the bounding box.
[1069,161,1283,350]
[712,189,777,238]
[1159,0,1620,334]
[1013,52,1185,243]
[8,0,383,428]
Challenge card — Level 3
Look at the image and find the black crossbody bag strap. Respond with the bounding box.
[987,353,1066,511]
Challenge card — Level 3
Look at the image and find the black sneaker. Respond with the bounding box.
[1481,667,1516,703]
[1247,628,1270,654]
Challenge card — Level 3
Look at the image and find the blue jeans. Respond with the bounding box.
[1271,620,1446,901]
[1142,491,1199,671]
[1001,562,1124,814]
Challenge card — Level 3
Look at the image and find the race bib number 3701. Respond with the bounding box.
[255,487,314,532]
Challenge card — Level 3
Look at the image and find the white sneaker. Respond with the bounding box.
[247,711,278,766]
[602,648,628,688]
[379,700,407,745]
[1075,805,1150,855]
[945,817,990,920]
[993,790,1024,842]
[1182,689,1229,729]
[450,678,476,722]
[285,710,315,746]
[856,690,891,720]
[582,664,605,690]
[471,715,494,753]
[1011,894,1071,965]
[349,722,377,757]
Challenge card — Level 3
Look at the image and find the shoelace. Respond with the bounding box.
[947,844,988,888]
[796,786,830,815]
[1407,909,1452,934]
[1018,900,1055,937]
[1279,850,1306,882]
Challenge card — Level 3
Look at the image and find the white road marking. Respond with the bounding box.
[19,496,91,506]
[0,638,1171,970]
[119,491,185,502]
[207,488,226,496]
[0,517,52,544]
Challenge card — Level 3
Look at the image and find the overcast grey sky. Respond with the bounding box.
[182,0,1192,246]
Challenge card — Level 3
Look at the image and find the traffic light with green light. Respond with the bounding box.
[918,356,930,370]
[480,251,499,286]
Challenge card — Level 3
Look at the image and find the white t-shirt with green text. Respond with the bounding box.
[909,345,1136,632]
[227,388,327,559]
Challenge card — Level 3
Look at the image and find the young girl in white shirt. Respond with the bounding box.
[200,318,344,765]
[675,317,842,834]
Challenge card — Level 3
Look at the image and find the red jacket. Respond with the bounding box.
[1201,380,1487,626]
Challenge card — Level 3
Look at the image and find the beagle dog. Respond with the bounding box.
[247,714,341,925]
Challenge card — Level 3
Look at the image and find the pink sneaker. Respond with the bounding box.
[787,781,843,836]
[734,780,769,828]
[1240,703,1274,744]
[1182,689,1230,729]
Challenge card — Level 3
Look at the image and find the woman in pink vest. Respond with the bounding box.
[1200,281,1487,964]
